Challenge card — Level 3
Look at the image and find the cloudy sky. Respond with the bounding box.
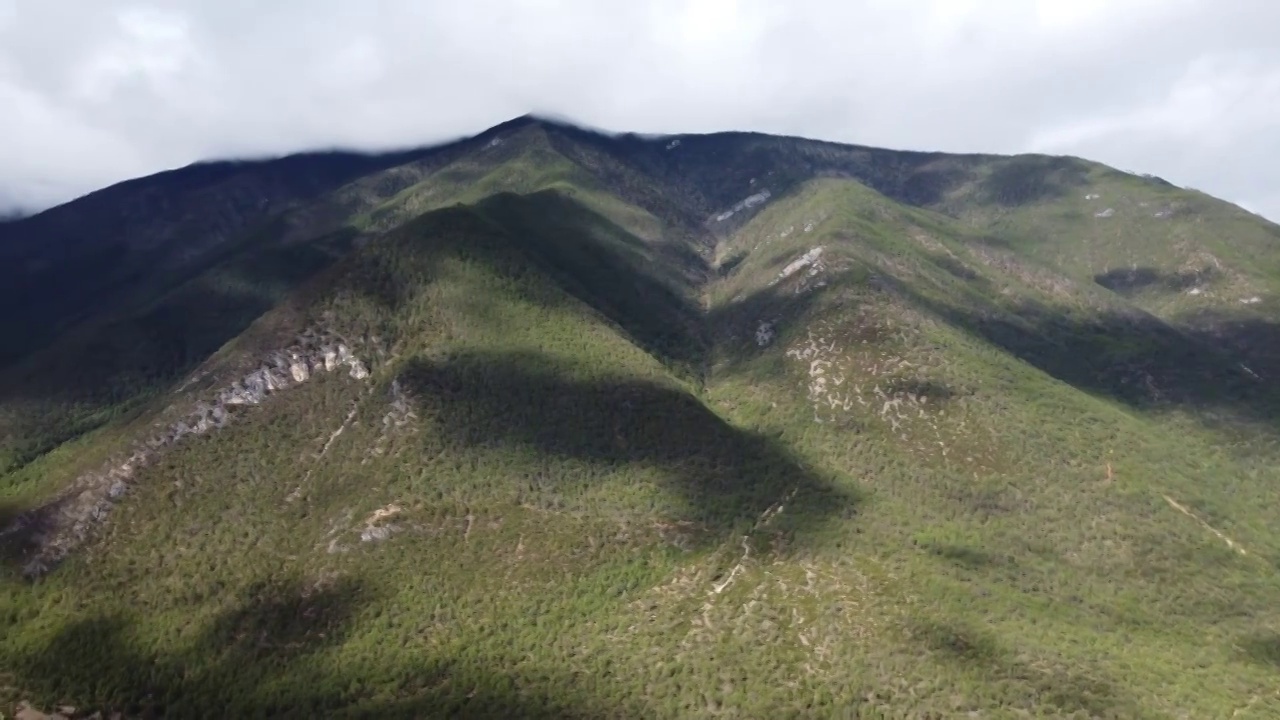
[1,0,1278,221]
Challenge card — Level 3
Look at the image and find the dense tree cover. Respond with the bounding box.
[2,120,1280,717]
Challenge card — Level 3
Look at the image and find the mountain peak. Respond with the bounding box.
[477,112,640,142]
[2,116,1279,718]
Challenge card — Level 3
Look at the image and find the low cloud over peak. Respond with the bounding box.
[1,0,1277,220]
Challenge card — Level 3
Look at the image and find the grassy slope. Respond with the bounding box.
[929,156,1280,450]
[0,123,538,483]
[4,126,1280,717]
[944,156,1280,318]
[0,193,859,718]
[706,177,1280,717]
[0,124,694,501]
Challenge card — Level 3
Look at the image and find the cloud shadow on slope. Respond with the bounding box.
[4,575,623,719]
[1093,266,1215,296]
[0,496,77,576]
[909,620,1138,717]
[329,192,712,384]
[1,186,707,478]
[1,177,710,468]
[705,250,1280,438]
[889,279,1280,434]
[702,276,831,371]
[397,349,858,545]
[976,156,1091,208]
[0,227,359,476]
[1239,633,1280,668]
[469,190,710,378]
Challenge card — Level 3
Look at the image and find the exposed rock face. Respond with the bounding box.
[778,247,824,281]
[327,503,403,553]
[770,247,827,292]
[217,341,368,407]
[787,328,855,423]
[360,525,394,543]
[366,378,419,463]
[713,189,772,222]
[2,333,371,578]
[756,321,776,347]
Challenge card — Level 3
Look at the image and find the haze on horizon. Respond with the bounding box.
[1,0,1278,221]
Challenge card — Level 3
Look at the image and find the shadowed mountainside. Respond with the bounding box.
[398,350,856,535]
[3,115,1280,718]
[8,576,631,719]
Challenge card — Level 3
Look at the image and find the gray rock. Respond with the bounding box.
[756,322,776,347]
[360,525,393,543]
[348,360,370,380]
[8,328,375,578]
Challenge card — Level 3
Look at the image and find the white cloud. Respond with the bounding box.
[70,7,198,104]
[1028,52,1280,212]
[0,0,1277,222]
[1030,56,1280,150]
[0,68,146,201]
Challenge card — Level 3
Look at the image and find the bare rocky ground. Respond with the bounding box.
[1,333,370,577]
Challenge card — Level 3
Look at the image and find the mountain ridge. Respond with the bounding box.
[2,115,1279,718]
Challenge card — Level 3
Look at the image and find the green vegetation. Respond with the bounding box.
[2,117,1279,718]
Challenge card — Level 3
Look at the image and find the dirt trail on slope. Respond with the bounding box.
[1162,494,1248,555]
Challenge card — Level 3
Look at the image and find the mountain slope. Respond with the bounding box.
[2,117,1279,718]
[705,175,1280,712]
[0,123,698,484]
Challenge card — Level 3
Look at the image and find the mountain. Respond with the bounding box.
[2,115,1279,718]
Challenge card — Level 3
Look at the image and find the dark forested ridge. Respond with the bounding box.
[2,116,1279,718]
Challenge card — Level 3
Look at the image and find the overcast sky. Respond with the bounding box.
[1,0,1278,221]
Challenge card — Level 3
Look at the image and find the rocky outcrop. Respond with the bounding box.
[366,378,418,463]
[713,190,772,223]
[216,341,368,408]
[324,503,403,554]
[756,321,777,347]
[774,247,825,285]
[2,333,371,578]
